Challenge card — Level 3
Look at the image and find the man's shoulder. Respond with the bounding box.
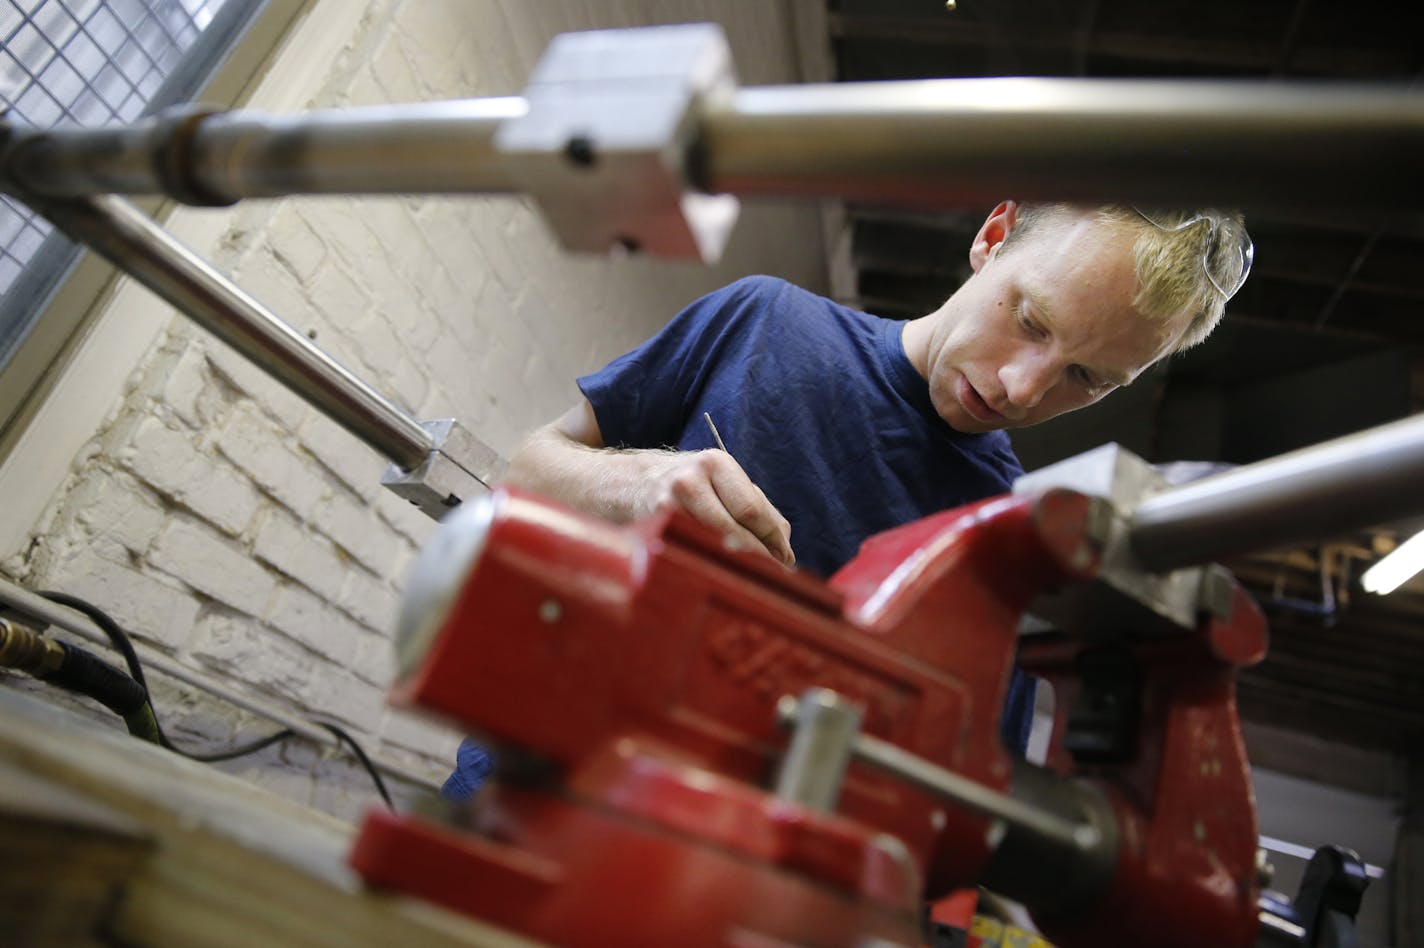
[716,274,804,308]
[714,276,874,331]
[724,274,793,293]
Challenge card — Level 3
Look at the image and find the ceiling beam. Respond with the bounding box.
[828,13,1420,77]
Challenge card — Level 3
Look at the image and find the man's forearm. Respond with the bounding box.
[503,425,675,523]
[504,408,795,565]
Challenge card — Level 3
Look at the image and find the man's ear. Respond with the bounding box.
[969,200,1019,273]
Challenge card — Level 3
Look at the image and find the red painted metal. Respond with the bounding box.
[928,888,982,946]
[1019,581,1267,948]
[350,485,1266,947]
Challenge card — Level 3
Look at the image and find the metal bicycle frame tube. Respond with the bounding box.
[700,78,1424,211]
[30,193,434,471]
[1130,413,1424,572]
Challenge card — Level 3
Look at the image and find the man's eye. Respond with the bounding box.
[1018,313,1046,338]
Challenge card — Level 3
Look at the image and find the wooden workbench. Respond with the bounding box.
[0,687,542,947]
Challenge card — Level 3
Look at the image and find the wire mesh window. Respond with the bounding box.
[0,0,246,299]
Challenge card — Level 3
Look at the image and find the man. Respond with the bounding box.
[440,199,1250,800]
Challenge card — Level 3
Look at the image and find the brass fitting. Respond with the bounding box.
[0,616,65,675]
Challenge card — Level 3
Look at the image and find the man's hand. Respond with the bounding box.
[504,401,795,567]
[637,448,795,566]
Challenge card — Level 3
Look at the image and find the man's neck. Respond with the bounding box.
[900,312,937,380]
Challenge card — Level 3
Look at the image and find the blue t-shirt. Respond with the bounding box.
[442,277,1033,803]
[580,276,1023,575]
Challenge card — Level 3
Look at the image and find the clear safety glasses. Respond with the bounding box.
[1131,208,1255,302]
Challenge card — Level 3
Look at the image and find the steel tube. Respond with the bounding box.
[699,78,1424,211]
[4,99,526,202]
[1130,414,1424,572]
[776,688,1098,852]
[31,194,433,470]
[852,730,1100,854]
[190,99,526,199]
[5,80,1423,211]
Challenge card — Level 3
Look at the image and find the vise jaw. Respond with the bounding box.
[1013,443,1237,635]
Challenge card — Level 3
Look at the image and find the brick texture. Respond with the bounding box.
[151,520,278,615]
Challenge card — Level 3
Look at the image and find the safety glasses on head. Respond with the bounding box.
[1131,208,1254,302]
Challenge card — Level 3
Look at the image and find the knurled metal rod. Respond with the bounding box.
[4,79,1422,210]
[1130,413,1424,572]
[26,192,434,471]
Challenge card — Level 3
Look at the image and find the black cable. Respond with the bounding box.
[44,642,150,717]
[0,619,155,739]
[34,590,395,809]
[184,726,296,762]
[39,589,280,760]
[320,721,394,809]
[39,591,148,685]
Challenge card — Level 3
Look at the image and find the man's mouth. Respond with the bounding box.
[956,375,1005,424]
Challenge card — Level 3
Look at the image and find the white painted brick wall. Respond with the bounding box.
[340,567,401,634]
[266,204,329,284]
[59,467,167,556]
[191,608,319,704]
[124,417,262,536]
[265,581,332,649]
[297,411,385,502]
[252,509,347,603]
[351,625,398,688]
[162,346,209,428]
[311,490,399,577]
[151,520,278,615]
[37,538,202,652]
[218,404,331,519]
[1,0,832,822]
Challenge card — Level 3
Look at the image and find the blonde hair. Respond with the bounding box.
[1001,203,1249,352]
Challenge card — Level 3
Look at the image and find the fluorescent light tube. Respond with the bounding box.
[1361,528,1424,595]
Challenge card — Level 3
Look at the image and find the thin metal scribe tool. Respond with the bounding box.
[703,412,728,453]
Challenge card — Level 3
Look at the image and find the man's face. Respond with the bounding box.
[917,209,1189,434]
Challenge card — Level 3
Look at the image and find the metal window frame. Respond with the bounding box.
[3,0,256,343]
[0,0,305,451]
[2,0,242,297]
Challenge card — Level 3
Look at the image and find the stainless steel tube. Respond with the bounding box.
[6,79,1423,211]
[194,99,524,198]
[1130,414,1424,572]
[33,194,434,470]
[700,78,1424,211]
[4,99,526,202]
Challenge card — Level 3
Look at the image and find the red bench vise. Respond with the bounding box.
[350,467,1269,947]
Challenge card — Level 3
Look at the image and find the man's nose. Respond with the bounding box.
[1000,354,1058,410]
